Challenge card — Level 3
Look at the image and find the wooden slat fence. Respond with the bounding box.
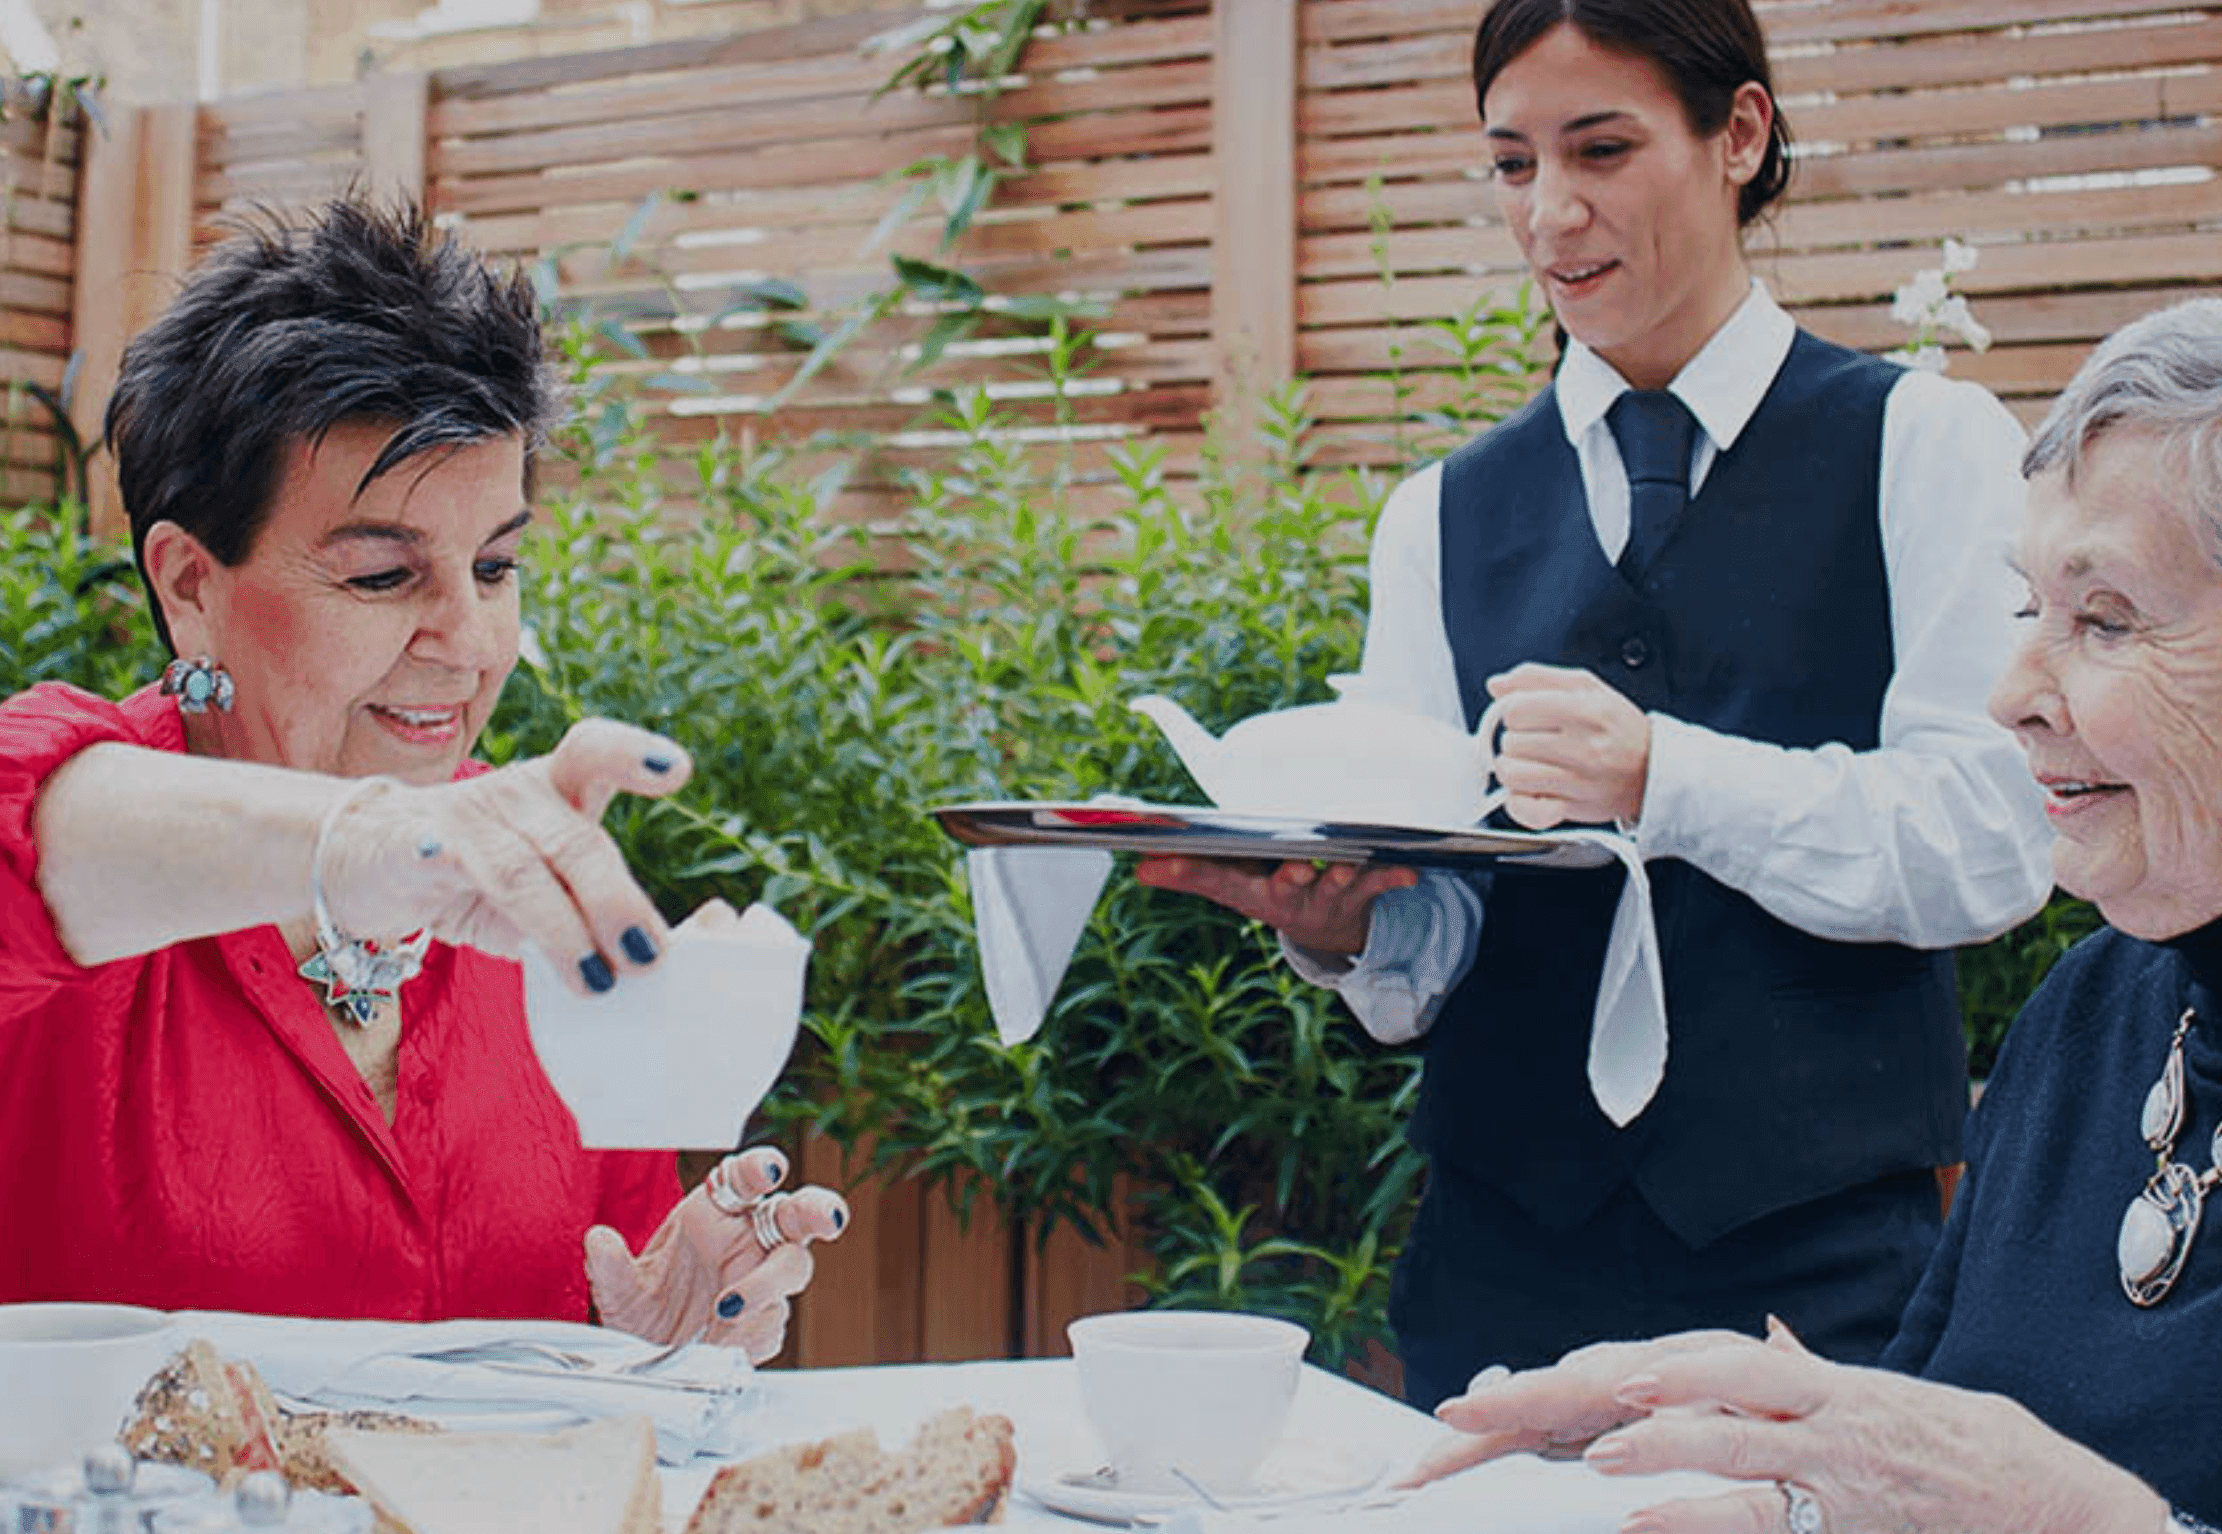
[1305,0,2222,445]
[0,94,83,506]
[34,0,2222,1367]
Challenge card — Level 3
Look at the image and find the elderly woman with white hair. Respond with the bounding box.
[1406,297,2222,1534]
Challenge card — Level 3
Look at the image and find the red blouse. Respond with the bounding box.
[0,682,680,1320]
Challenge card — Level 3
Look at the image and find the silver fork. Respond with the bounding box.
[425,1325,707,1377]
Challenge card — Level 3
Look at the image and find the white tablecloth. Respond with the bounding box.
[683,1357,1725,1534]
[164,1315,1723,1532]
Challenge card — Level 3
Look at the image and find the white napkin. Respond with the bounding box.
[522,901,809,1149]
[1551,831,1668,1127]
[170,1312,756,1464]
[965,831,1667,1124]
[967,846,1113,1045]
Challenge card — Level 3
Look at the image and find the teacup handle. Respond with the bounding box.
[1474,698,1510,821]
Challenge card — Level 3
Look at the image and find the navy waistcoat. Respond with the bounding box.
[1415,331,1967,1248]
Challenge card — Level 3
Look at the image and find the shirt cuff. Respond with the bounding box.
[1279,872,1484,1045]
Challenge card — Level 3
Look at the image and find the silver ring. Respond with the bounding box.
[1780,1482,1825,1534]
[751,1191,791,1251]
[703,1164,751,1217]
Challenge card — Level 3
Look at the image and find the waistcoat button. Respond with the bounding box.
[1620,635,1651,669]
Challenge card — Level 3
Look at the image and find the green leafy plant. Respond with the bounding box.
[0,189,2081,1368]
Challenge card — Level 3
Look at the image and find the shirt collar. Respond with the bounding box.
[1555,280,1796,453]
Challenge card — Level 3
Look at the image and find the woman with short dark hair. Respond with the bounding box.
[0,197,842,1356]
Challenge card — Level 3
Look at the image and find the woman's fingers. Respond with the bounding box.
[771,1186,849,1245]
[714,1147,790,1204]
[1391,1427,1528,1489]
[1618,1344,1831,1421]
[1586,1410,1800,1485]
[1615,1486,1795,1534]
[443,785,662,993]
[545,719,693,821]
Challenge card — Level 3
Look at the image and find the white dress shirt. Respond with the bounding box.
[1288,284,2054,1043]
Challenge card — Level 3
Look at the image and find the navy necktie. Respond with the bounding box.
[1606,390,1697,581]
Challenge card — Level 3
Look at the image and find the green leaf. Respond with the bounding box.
[891,255,985,307]
[609,192,660,266]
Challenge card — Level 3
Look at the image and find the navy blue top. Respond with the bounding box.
[1884,917,2222,1518]
[1419,331,1964,1247]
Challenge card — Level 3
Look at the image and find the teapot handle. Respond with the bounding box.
[1473,698,1510,821]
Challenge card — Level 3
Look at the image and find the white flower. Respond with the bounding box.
[1942,238,1980,275]
[1886,343,1948,373]
[1893,267,1949,322]
[1936,296,1991,352]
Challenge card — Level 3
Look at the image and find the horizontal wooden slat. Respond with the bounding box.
[1795,284,2222,350]
[1760,0,2220,47]
[1774,14,2222,98]
[1791,121,2222,202]
[1770,177,2222,252]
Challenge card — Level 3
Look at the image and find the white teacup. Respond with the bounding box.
[0,1302,176,1478]
[1067,1309,1310,1497]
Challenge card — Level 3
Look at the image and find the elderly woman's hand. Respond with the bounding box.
[317,718,691,993]
[1572,1323,2166,1534]
[1397,1331,1758,1488]
[583,1146,848,1363]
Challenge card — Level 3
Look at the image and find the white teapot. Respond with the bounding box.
[1129,677,1508,827]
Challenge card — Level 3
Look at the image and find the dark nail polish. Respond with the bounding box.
[764,1156,786,1184]
[580,953,615,993]
[643,752,675,774]
[621,926,658,965]
[716,1291,746,1319]
[831,1206,846,1233]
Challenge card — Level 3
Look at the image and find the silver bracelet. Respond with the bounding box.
[300,777,429,1026]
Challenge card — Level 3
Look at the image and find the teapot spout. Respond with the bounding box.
[1129,694,1224,799]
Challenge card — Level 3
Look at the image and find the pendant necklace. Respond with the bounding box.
[2118,1007,2221,1306]
[299,929,430,1028]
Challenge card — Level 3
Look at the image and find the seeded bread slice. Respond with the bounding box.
[120,1338,286,1482]
[277,1408,443,1494]
[682,1406,1015,1534]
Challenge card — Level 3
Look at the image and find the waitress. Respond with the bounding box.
[1139,0,2052,1408]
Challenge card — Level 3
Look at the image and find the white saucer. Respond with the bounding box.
[1020,1439,1387,1524]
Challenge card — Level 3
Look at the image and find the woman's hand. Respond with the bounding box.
[1485,664,1652,829]
[320,718,691,994]
[1133,855,1419,955]
[1575,1323,2166,1534]
[1397,1332,1756,1488]
[583,1146,848,1364]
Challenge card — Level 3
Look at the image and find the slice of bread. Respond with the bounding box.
[121,1338,286,1481]
[278,1408,444,1494]
[324,1413,661,1534]
[683,1406,1015,1534]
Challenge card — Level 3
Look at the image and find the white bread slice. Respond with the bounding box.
[683,1405,1015,1534]
[324,1414,661,1534]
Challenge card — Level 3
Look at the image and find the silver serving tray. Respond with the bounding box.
[932,799,1615,870]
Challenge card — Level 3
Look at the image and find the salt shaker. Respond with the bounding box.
[1,1444,215,1533]
[149,1474,371,1534]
